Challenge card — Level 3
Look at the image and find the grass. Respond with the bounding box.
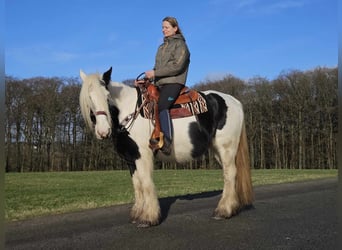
[5,169,337,221]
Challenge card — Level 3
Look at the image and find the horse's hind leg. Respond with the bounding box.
[212,143,240,219]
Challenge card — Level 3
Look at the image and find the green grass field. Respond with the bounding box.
[5,169,337,221]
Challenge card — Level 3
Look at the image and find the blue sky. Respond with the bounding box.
[5,0,337,86]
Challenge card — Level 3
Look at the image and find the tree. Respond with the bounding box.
[4,67,337,171]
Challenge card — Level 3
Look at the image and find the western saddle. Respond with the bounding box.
[135,78,208,152]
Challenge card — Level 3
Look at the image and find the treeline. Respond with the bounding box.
[5,67,337,172]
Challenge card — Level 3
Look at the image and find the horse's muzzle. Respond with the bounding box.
[96,128,112,139]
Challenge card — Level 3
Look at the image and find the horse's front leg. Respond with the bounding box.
[131,152,160,227]
[130,175,143,224]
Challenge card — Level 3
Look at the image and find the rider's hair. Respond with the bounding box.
[162,16,183,35]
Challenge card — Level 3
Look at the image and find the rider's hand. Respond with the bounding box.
[134,79,145,86]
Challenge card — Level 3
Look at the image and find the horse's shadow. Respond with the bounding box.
[158,190,223,223]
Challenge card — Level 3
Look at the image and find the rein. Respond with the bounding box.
[118,92,149,132]
[113,74,154,133]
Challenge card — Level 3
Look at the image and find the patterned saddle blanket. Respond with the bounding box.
[138,86,208,119]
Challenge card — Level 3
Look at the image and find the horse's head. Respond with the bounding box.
[79,67,113,139]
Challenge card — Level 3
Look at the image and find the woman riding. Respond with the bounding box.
[137,16,190,155]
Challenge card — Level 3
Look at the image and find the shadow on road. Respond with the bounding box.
[158,190,255,223]
[158,190,222,223]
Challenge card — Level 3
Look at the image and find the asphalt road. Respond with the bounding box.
[5,178,338,250]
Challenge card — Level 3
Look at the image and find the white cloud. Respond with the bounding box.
[209,0,308,15]
[203,72,228,82]
[258,1,307,14]
[52,51,79,62]
[235,0,258,10]
[7,45,79,64]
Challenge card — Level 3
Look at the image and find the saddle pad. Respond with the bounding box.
[170,94,208,119]
[140,92,208,119]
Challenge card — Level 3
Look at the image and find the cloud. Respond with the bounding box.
[203,72,229,82]
[7,44,79,63]
[52,51,79,62]
[6,43,119,66]
[209,0,308,15]
[107,32,119,43]
[235,0,258,10]
[257,1,307,14]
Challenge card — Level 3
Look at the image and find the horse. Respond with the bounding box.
[79,67,254,227]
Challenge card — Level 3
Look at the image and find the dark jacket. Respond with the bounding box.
[154,34,190,86]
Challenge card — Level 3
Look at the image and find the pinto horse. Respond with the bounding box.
[79,67,253,227]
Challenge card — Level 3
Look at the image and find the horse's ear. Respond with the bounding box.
[103,67,112,86]
[80,69,87,81]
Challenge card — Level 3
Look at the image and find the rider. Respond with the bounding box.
[138,16,190,155]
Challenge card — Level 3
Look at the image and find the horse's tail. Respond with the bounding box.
[235,121,254,206]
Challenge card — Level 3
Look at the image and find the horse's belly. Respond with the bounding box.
[155,148,195,163]
[173,117,198,162]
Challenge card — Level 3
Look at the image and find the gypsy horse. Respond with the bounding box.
[79,67,253,227]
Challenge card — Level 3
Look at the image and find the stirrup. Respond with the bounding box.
[149,133,164,151]
[160,136,172,155]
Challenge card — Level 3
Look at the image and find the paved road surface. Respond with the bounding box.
[5,178,338,250]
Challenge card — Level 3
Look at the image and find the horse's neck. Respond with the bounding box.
[108,81,137,115]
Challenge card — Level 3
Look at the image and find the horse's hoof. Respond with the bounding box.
[212,213,229,220]
[136,221,152,228]
[212,215,226,220]
[212,211,232,220]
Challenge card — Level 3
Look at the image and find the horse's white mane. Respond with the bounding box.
[79,72,111,131]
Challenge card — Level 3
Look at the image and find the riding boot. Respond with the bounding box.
[159,109,172,155]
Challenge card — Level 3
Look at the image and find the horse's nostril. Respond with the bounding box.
[97,129,111,139]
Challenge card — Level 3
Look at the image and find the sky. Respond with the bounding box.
[5,0,337,86]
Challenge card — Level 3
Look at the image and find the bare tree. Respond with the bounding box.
[5,67,337,171]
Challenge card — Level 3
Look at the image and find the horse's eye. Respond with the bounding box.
[100,80,106,87]
[90,111,96,124]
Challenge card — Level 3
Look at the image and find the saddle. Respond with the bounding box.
[136,82,208,151]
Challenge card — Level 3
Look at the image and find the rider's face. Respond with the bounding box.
[162,21,177,37]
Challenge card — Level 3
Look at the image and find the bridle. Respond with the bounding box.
[90,73,153,132]
[95,111,108,116]
[90,110,108,125]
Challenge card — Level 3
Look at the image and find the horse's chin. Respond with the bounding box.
[95,129,111,140]
[96,135,109,140]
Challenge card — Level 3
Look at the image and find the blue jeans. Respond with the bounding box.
[158,83,183,140]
